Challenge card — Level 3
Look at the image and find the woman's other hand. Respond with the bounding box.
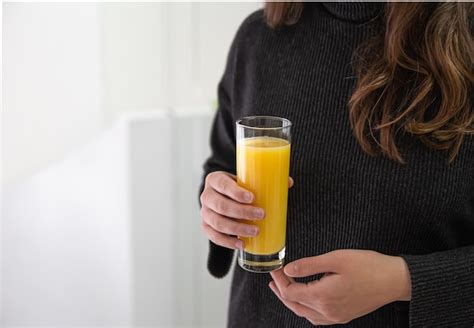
[269,249,411,325]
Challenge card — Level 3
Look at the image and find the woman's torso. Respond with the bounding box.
[226,4,474,327]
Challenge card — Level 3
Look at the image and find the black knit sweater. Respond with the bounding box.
[201,3,474,327]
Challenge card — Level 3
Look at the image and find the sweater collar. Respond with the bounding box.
[321,2,385,23]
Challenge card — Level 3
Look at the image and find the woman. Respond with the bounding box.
[200,2,473,327]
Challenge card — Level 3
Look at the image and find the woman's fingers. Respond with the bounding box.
[201,206,259,237]
[200,171,294,251]
[284,251,342,277]
[269,281,334,326]
[200,171,264,250]
[205,171,254,203]
[201,188,264,220]
[201,224,244,250]
[270,269,310,303]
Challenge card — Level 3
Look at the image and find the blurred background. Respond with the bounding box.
[1,2,261,327]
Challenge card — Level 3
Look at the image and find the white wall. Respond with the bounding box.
[2,3,103,186]
[101,3,168,120]
[2,2,261,184]
[101,2,261,120]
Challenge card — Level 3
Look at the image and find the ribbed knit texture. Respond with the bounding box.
[201,3,474,327]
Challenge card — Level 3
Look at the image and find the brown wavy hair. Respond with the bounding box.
[264,2,474,163]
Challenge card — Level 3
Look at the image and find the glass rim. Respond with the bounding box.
[236,116,292,130]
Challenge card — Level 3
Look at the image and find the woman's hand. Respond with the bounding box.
[269,249,412,326]
[200,171,293,250]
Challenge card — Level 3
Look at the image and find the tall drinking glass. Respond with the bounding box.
[236,116,291,273]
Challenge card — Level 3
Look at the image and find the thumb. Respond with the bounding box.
[284,251,342,277]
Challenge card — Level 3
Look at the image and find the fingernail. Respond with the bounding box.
[254,209,264,218]
[244,193,253,203]
[246,226,259,236]
[284,264,295,275]
[235,240,244,250]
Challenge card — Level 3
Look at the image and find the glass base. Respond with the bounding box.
[238,247,285,273]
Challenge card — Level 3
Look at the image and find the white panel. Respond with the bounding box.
[173,114,233,328]
[189,116,234,328]
[173,116,198,326]
[127,116,175,326]
[2,122,131,326]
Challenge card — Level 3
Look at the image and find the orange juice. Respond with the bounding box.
[237,136,291,255]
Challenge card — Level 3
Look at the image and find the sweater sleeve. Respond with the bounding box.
[199,19,240,279]
[399,190,474,327]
